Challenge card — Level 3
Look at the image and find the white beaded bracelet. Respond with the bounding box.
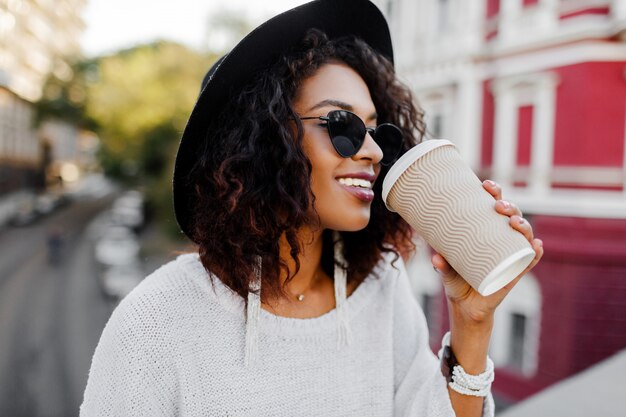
[437,331,495,397]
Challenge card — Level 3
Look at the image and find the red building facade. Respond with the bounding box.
[381,0,626,406]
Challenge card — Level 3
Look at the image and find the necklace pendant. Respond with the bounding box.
[297,294,305,301]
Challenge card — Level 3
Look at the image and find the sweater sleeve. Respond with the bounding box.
[79,290,179,417]
[392,257,495,417]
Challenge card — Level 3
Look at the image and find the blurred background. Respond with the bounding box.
[0,0,625,415]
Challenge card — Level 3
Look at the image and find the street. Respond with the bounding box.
[0,193,120,417]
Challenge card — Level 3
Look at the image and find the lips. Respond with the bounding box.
[337,182,375,202]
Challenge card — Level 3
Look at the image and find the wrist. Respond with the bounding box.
[447,304,494,375]
[438,331,495,398]
[447,297,495,327]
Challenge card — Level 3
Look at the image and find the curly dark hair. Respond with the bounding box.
[188,29,426,305]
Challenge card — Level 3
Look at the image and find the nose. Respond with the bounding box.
[352,130,383,165]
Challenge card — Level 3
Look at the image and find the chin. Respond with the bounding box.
[329,217,371,232]
[315,203,372,232]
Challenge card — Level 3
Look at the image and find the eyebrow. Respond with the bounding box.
[307,99,378,122]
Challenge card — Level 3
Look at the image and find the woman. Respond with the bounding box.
[81,1,543,416]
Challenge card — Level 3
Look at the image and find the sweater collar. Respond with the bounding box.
[244,230,351,367]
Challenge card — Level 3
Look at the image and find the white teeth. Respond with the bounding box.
[337,178,372,189]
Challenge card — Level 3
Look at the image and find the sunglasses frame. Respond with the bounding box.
[299,109,402,166]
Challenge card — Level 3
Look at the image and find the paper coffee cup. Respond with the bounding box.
[382,139,535,296]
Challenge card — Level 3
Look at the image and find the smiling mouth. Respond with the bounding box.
[335,177,373,189]
[335,178,375,202]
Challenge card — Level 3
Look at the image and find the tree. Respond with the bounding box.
[86,42,218,237]
[37,42,218,237]
[85,42,214,182]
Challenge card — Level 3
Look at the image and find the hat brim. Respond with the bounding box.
[173,0,393,242]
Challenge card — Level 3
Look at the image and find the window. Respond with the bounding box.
[420,293,439,345]
[487,0,500,19]
[421,294,432,323]
[509,312,527,370]
[431,114,443,138]
[490,273,541,377]
[420,87,455,141]
[437,0,450,32]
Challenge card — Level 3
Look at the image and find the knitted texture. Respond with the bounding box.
[80,252,495,416]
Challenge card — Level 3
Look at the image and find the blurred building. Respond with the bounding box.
[0,0,86,223]
[377,0,626,408]
[39,119,100,188]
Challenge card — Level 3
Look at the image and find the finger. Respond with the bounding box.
[495,199,523,218]
[530,238,544,264]
[482,180,502,201]
[431,252,453,276]
[510,215,534,242]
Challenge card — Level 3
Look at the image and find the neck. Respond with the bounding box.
[276,226,326,299]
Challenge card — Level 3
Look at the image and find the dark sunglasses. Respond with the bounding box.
[299,109,403,166]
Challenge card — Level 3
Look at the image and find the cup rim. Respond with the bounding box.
[381,139,455,211]
[477,247,536,295]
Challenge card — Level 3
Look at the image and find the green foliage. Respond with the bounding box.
[86,42,214,184]
[87,42,216,237]
[37,13,263,236]
[35,60,98,130]
[37,41,215,186]
[34,7,255,237]
[37,41,218,237]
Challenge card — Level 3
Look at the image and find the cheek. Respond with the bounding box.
[309,154,336,199]
[301,128,347,211]
[303,133,340,185]
[305,154,341,216]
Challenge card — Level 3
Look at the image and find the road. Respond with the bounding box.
[0,194,118,417]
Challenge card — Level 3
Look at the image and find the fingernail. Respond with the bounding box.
[537,239,543,247]
[519,218,525,224]
[433,265,439,273]
[486,180,496,187]
[500,200,510,208]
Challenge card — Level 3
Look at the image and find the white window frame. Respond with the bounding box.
[490,71,559,195]
[420,86,456,141]
[490,273,542,377]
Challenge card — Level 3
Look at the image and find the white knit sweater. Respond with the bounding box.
[80,252,495,416]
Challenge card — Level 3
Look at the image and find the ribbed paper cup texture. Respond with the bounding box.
[382,140,535,296]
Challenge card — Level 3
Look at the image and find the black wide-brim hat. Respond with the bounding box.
[173,0,394,242]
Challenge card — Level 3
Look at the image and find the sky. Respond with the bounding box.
[80,0,310,57]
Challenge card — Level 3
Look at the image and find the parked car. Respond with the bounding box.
[36,190,67,215]
[99,262,144,300]
[11,191,38,226]
[111,190,144,230]
[94,226,140,266]
[93,225,144,300]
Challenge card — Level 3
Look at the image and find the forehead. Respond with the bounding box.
[293,62,375,117]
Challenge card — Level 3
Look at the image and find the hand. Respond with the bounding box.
[431,180,544,323]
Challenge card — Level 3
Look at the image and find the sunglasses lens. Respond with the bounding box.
[374,124,403,166]
[324,111,403,165]
[327,110,366,157]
